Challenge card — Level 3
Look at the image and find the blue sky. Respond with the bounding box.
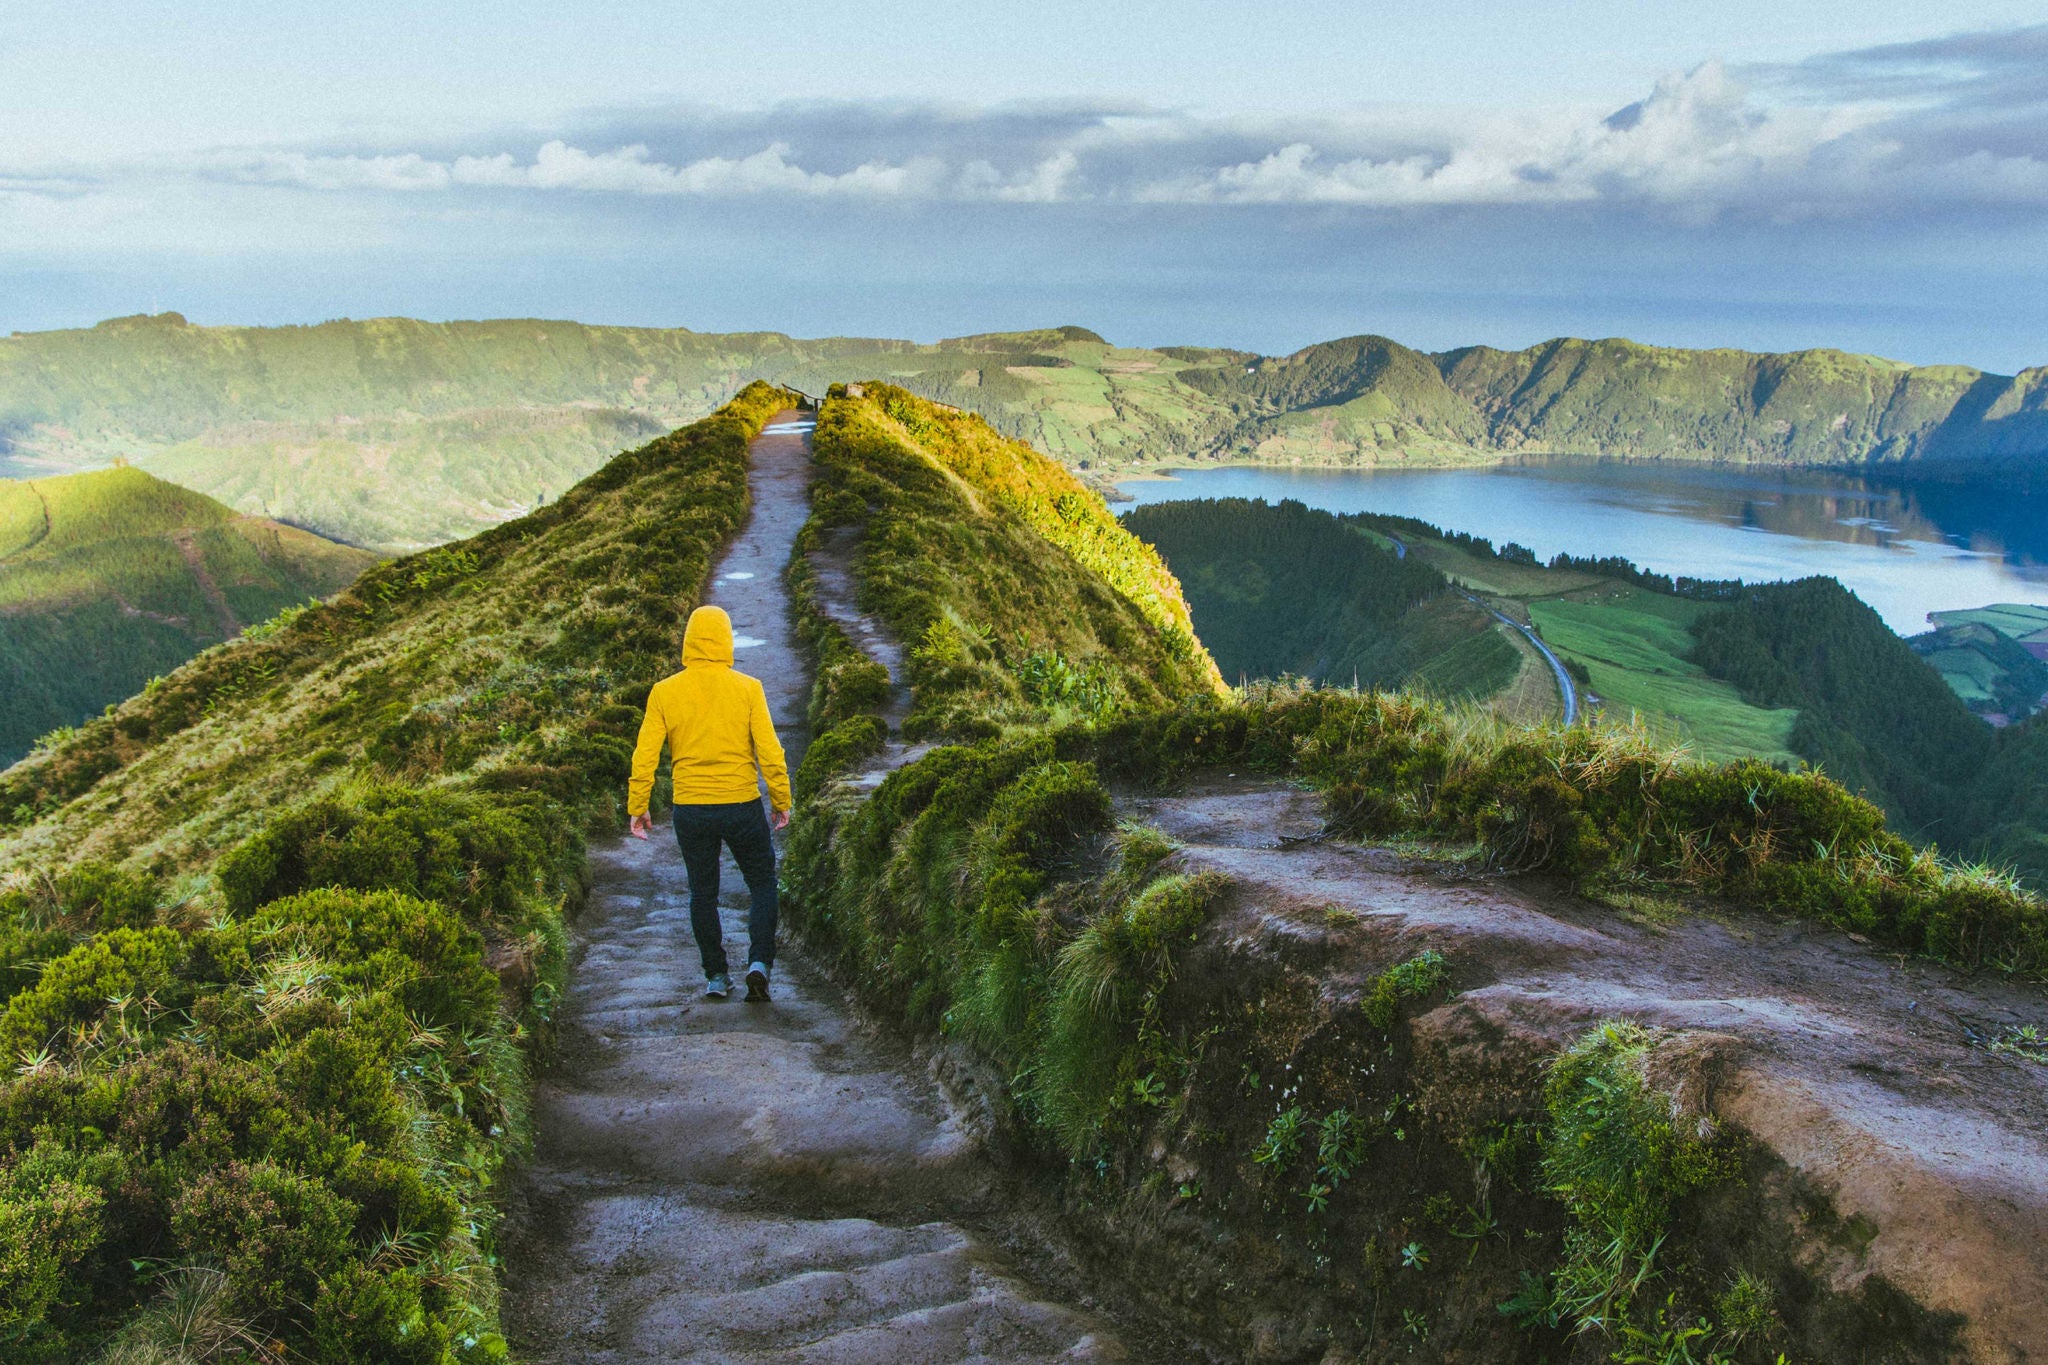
[5,2,2047,368]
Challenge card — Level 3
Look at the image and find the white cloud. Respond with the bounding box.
[11,28,2048,224]
[204,139,953,200]
[1131,63,1905,213]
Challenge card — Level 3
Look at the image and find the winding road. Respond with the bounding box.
[1383,532,1575,725]
[1481,601,1578,726]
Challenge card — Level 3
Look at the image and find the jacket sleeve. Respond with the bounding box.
[627,688,668,817]
[749,680,792,812]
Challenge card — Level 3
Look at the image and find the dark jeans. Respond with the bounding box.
[671,799,778,978]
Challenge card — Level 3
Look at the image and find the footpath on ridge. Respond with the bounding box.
[501,413,1126,1363]
[502,402,2048,1361]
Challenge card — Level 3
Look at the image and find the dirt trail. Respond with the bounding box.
[502,412,1124,1363]
[806,524,934,784]
[1118,776,2048,1360]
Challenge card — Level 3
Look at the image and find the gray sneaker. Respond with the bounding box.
[744,963,771,1002]
[704,973,732,1000]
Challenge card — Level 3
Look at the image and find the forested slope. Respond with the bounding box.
[1120,497,1516,695]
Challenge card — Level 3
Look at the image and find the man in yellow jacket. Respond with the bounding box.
[628,605,792,1002]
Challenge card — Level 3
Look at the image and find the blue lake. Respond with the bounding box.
[1115,461,2048,637]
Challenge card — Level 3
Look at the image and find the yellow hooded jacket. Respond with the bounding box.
[627,605,791,816]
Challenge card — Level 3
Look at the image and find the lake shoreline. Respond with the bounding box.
[1111,458,2048,637]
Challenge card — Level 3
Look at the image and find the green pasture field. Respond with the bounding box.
[1529,589,1798,762]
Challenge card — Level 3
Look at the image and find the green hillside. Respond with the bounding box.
[0,386,801,1360]
[8,314,2046,554]
[0,466,377,766]
[783,393,2048,1358]
[804,382,1220,744]
[1117,499,2039,855]
[1121,497,1517,697]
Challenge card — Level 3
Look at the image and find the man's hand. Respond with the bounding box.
[772,809,791,831]
[629,813,654,840]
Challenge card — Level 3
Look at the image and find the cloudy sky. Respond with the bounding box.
[6,1,2047,368]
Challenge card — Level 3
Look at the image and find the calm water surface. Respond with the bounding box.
[1116,461,2048,636]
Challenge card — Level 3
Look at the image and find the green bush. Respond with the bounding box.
[0,915,71,1011]
[794,715,888,804]
[171,1159,358,1322]
[312,1262,453,1364]
[0,927,184,1063]
[217,786,567,926]
[1361,950,1450,1030]
[0,1142,113,1336]
[787,731,1222,1157]
[53,861,162,930]
[246,889,499,1037]
[1539,1021,1735,1335]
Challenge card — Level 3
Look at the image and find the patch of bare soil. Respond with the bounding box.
[1118,774,2048,1361]
[500,415,1123,1363]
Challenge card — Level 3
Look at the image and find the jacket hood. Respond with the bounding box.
[682,605,734,668]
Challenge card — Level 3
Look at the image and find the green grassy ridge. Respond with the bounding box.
[0,385,796,1360]
[1437,338,1998,462]
[146,406,672,552]
[797,382,1220,744]
[0,466,379,768]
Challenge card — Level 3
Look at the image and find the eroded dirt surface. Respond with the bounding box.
[807,523,933,784]
[502,413,1124,1363]
[1120,774,2048,1361]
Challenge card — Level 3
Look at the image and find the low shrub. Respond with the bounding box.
[787,732,1223,1158]
[170,1159,358,1322]
[246,888,500,1037]
[1362,950,1450,1030]
[216,785,571,926]
[0,927,185,1064]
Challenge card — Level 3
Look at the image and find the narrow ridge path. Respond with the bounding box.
[503,411,1124,1364]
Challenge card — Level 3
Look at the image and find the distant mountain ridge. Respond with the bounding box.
[3,313,2043,551]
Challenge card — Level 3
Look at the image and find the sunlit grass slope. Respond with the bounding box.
[0,384,794,1362]
[800,382,1222,743]
[0,466,378,767]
